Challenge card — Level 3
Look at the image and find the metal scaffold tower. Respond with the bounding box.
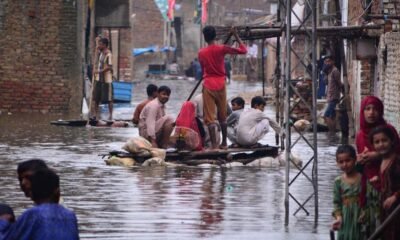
[278,0,319,225]
[215,0,381,228]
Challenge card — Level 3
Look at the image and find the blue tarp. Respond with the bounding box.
[160,46,176,52]
[132,46,176,57]
[132,46,157,56]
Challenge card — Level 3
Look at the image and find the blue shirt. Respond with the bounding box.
[0,220,11,239]
[3,203,79,240]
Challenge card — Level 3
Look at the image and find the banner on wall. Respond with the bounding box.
[167,0,176,20]
[201,0,208,24]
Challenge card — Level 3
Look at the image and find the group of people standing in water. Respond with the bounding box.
[332,96,400,240]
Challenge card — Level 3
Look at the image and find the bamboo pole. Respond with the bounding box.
[367,14,400,20]
[87,36,100,124]
[261,38,266,97]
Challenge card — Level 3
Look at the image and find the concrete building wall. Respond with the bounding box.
[128,0,277,79]
[346,0,400,131]
[131,0,164,80]
[178,0,277,72]
[0,0,83,114]
[213,0,274,25]
[378,32,400,130]
[175,0,201,69]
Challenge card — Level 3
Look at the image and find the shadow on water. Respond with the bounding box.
[0,79,344,239]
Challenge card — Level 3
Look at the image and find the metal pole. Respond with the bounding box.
[117,29,120,80]
[311,0,319,225]
[276,0,282,147]
[167,20,172,64]
[284,0,292,226]
[262,38,266,97]
[368,203,400,240]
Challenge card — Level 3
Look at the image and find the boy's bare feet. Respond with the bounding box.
[219,144,228,150]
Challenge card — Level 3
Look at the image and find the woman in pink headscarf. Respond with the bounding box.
[355,96,400,237]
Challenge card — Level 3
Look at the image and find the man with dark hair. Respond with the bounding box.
[0,203,15,238]
[234,96,281,147]
[132,84,158,125]
[93,37,114,120]
[17,159,48,198]
[3,169,79,240]
[227,97,245,146]
[139,85,174,148]
[198,26,247,149]
[323,56,342,135]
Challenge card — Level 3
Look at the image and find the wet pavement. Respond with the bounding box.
[0,79,344,239]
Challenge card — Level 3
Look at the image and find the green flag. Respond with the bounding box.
[154,0,168,21]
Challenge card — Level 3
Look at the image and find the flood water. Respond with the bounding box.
[0,79,343,239]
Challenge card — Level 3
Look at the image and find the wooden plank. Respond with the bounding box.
[107,145,279,163]
[215,25,382,40]
[50,120,87,127]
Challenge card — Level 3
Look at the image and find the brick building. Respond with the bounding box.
[130,0,164,80]
[175,0,276,73]
[0,0,84,114]
[345,0,400,130]
[129,0,277,80]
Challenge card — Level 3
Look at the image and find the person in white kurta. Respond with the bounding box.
[236,96,281,147]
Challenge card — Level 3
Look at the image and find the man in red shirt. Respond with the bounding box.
[198,26,247,149]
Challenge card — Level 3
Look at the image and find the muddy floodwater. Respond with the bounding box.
[0,79,343,239]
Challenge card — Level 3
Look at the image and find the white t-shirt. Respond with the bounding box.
[246,44,258,58]
[236,108,269,146]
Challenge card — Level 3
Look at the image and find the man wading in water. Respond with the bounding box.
[198,26,247,150]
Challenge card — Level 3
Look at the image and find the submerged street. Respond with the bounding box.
[0,79,341,239]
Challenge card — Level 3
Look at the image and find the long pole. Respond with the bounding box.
[311,0,319,225]
[335,0,352,140]
[275,0,282,147]
[85,4,97,121]
[284,0,292,226]
[368,203,400,240]
[261,38,266,97]
[87,36,99,124]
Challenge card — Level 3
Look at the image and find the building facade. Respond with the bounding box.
[346,0,400,130]
[0,0,84,114]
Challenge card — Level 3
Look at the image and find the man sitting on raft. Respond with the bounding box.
[234,96,282,147]
[138,86,174,148]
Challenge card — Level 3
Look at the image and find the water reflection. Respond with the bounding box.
[0,79,341,239]
[198,168,225,238]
